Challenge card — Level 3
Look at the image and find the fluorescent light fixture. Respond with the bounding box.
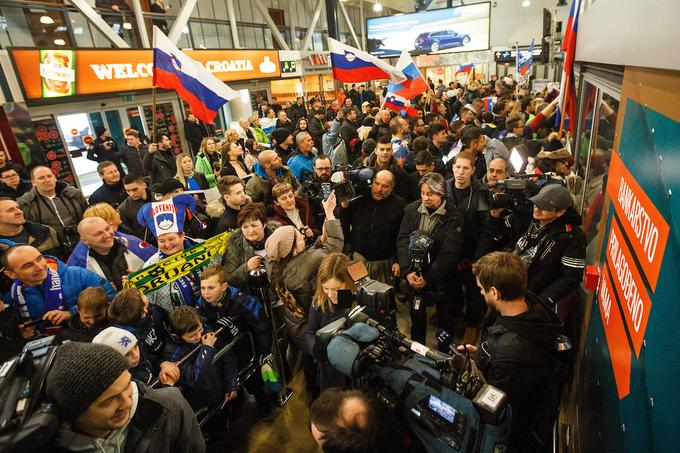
[373,1,382,12]
[522,0,531,6]
[53,38,66,45]
[40,15,54,25]
[239,89,249,104]
[73,26,84,35]
[123,22,132,30]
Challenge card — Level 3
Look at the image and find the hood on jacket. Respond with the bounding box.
[253,162,283,181]
[493,293,562,347]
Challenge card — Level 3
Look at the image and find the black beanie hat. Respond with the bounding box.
[94,125,107,138]
[158,178,185,196]
[271,128,292,145]
[46,342,129,419]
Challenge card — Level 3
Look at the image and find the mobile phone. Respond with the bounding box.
[321,182,332,201]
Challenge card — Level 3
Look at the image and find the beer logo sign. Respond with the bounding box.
[39,50,75,98]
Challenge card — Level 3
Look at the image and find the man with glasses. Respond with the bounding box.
[0,168,31,199]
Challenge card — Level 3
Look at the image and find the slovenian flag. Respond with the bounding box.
[329,38,406,84]
[455,63,474,75]
[556,0,581,134]
[387,50,428,100]
[384,93,419,118]
[517,39,534,76]
[153,26,238,124]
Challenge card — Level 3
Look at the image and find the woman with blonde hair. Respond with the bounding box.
[83,202,126,232]
[175,152,209,190]
[194,137,221,187]
[304,252,356,392]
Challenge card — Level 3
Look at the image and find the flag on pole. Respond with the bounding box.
[516,39,534,86]
[328,38,406,84]
[386,50,428,100]
[384,93,420,118]
[556,0,581,134]
[152,26,238,124]
[455,63,474,75]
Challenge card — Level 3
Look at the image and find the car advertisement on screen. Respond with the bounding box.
[367,3,490,58]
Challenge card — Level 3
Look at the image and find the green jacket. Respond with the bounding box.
[251,125,270,145]
[194,152,221,187]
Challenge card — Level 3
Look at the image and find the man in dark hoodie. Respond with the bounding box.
[0,168,31,199]
[461,251,562,452]
[445,151,493,344]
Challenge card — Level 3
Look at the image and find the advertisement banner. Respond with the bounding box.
[366,3,490,58]
[11,49,281,101]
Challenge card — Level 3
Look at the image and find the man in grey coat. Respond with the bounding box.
[45,341,205,453]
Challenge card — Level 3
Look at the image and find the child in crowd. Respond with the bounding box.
[108,287,178,385]
[197,264,274,419]
[164,306,239,410]
[55,287,110,343]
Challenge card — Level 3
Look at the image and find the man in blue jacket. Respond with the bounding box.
[287,132,317,183]
[1,244,116,339]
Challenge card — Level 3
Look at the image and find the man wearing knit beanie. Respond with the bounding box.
[46,342,205,452]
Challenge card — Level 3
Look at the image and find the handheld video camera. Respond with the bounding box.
[316,306,510,453]
[335,261,395,322]
[489,173,566,214]
[329,165,374,204]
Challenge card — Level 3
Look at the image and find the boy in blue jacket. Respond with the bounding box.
[164,306,239,410]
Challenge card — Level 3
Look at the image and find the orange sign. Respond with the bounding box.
[605,151,669,292]
[605,219,653,357]
[599,263,631,399]
[11,49,281,100]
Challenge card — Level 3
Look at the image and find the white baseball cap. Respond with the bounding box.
[92,327,138,356]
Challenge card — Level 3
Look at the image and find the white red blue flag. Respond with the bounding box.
[152,26,238,124]
[455,63,474,75]
[384,93,419,118]
[516,39,534,86]
[386,50,428,100]
[329,38,406,84]
[556,0,581,134]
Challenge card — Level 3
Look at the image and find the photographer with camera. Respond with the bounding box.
[458,251,563,452]
[339,170,406,285]
[397,173,463,344]
[88,126,125,177]
[44,341,205,452]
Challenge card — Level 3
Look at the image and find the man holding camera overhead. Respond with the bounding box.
[396,172,463,345]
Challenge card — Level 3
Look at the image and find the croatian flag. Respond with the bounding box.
[386,50,428,100]
[556,0,581,134]
[455,63,474,75]
[153,26,238,124]
[329,38,406,84]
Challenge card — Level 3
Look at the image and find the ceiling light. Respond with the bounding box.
[522,0,531,6]
[40,15,54,25]
[53,38,66,45]
[123,22,132,30]
[373,2,383,12]
[182,26,189,34]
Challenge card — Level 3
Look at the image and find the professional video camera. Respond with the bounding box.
[0,336,59,453]
[408,231,435,311]
[488,173,566,213]
[329,165,375,203]
[316,306,510,453]
[344,261,395,322]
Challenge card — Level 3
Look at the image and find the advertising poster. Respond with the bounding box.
[367,3,490,58]
[39,50,76,98]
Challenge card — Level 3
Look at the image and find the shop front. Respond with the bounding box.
[300,51,336,105]
[4,47,282,195]
[415,50,493,86]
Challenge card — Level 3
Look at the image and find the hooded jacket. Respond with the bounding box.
[245,163,300,206]
[513,206,587,305]
[118,190,156,243]
[112,303,169,370]
[477,293,563,452]
[54,314,109,344]
[222,222,279,289]
[445,177,493,260]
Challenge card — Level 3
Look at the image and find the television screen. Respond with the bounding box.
[366,2,491,58]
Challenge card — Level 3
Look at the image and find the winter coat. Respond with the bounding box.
[513,206,587,305]
[112,303,169,369]
[194,152,220,187]
[269,196,320,238]
[477,293,562,452]
[304,303,349,391]
[396,200,464,289]
[220,159,250,179]
[0,220,66,261]
[54,315,108,344]
[287,151,316,183]
[323,119,346,165]
[339,119,359,158]
[2,258,116,322]
[308,116,325,149]
[143,149,177,188]
[445,178,493,260]
[0,179,31,199]
[118,190,156,243]
[266,218,344,312]
[184,119,204,155]
[88,180,128,209]
[222,221,279,289]
[197,285,271,356]
[89,137,125,175]
[340,192,406,261]
[251,125,270,147]
[245,162,300,206]
[17,182,87,247]
[163,333,238,409]
[364,154,411,203]
[207,199,241,235]
[122,144,149,177]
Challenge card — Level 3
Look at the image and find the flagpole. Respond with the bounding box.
[151,85,157,144]
[558,74,569,140]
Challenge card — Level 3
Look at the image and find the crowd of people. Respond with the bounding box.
[0,74,592,453]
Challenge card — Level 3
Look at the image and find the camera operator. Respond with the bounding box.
[45,342,205,452]
[445,152,493,344]
[310,387,400,453]
[481,156,509,188]
[397,173,463,344]
[88,126,126,177]
[339,170,406,285]
[458,252,562,452]
[364,135,410,202]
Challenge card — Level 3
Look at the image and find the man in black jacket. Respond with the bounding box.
[88,161,127,209]
[513,184,587,307]
[340,170,406,285]
[143,135,177,190]
[0,149,28,180]
[460,251,562,452]
[397,173,463,344]
[308,108,325,150]
[0,168,31,199]
[446,151,493,344]
[88,126,125,177]
[122,131,149,177]
[365,135,411,202]
[184,113,204,156]
[339,107,359,159]
[119,174,155,243]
